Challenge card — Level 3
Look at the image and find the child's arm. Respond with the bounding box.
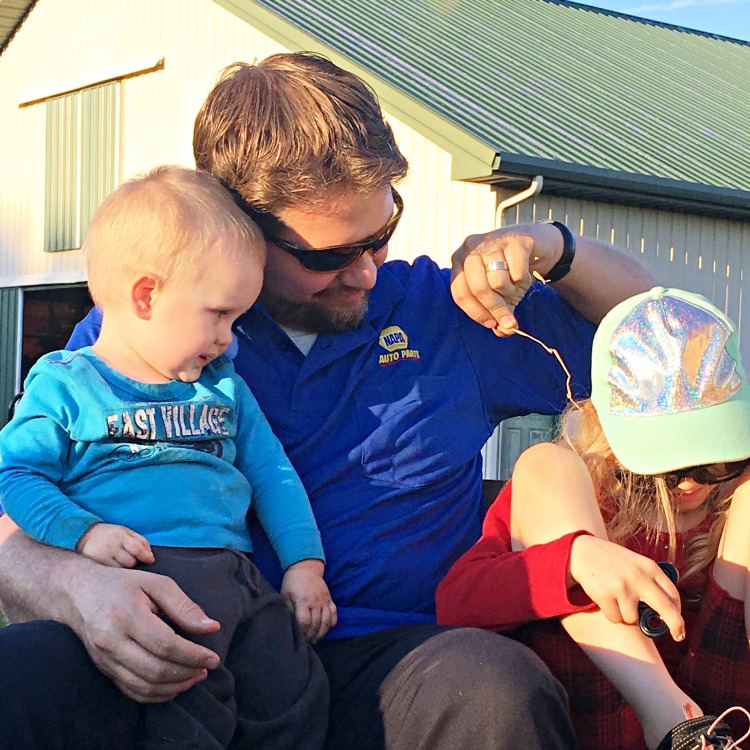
[437,442,682,635]
[232,376,334,637]
[232,377,325,571]
[0,377,104,552]
[714,468,750,633]
[436,481,596,630]
[511,442,684,636]
[280,559,337,642]
[77,523,154,568]
[509,442,701,749]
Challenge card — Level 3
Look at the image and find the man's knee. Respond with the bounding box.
[384,627,567,709]
[380,627,576,750]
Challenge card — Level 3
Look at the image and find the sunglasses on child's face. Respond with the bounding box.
[661,459,750,490]
[263,187,404,273]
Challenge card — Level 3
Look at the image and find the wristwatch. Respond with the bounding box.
[541,220,576,283]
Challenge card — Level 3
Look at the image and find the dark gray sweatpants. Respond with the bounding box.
[140,547,328,750]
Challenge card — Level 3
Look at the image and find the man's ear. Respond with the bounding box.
[131,276,159,319]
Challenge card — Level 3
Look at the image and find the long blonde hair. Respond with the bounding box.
[557,399,732,587]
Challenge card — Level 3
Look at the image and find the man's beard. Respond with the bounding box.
[258,286,371,333]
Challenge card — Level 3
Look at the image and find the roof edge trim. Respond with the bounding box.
[487,153,750,218]
[0,0,37,57]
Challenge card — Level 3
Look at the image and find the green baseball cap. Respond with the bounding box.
[590,286,750,475]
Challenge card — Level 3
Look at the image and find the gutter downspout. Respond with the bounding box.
[495,175,543,228]
[487,174,544,484]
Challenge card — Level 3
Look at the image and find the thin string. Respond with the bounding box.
[511,328,581,410]
[503,269,582,409]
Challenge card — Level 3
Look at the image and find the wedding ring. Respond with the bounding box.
[485,260,508,272]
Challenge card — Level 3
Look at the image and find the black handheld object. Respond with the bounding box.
[638,561,680,639]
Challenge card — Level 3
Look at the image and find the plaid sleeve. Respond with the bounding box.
[676,571,750,739]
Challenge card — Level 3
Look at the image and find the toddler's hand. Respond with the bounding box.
[76,523,155,568]
[569,535,685,641]
[281,559,337,643]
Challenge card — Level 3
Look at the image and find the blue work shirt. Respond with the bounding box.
[68,256,595,637]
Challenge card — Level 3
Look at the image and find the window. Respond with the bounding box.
[44,82,119,252]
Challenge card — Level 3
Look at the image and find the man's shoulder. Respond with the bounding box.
[380,256,448,285]
[67,307,102,350]
[371,257,451,310]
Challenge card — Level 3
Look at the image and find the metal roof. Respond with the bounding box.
[216,0,750,218]
[0,0,35,56]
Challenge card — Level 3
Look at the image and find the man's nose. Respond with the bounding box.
[338,249,379,289]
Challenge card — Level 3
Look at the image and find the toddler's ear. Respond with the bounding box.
[131,276,159,318]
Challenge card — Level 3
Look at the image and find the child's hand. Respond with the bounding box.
[281,559,337,643]
[76,523,155,568]
[569,535,685,641]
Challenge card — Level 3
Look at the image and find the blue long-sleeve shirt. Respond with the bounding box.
[65,257,594,637]
[0,348,323,570]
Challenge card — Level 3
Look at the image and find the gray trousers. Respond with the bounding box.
[140,547,329,750]
[315,624,578,750]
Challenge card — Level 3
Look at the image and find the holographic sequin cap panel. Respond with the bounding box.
[607,295,741,417]
[591,287,750,475]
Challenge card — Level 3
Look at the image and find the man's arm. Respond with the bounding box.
[450,222,655,333]
[0,515,221,702]
[550,231,654,323]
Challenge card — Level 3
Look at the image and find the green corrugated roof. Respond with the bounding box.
[215,0,750,216]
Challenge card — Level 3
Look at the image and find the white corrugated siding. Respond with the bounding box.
[0,0,288,286]
[0,0,498,286]
[502,192,750,361]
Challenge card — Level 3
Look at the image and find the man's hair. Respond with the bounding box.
[193,52,409,213]
[84,165,264,306]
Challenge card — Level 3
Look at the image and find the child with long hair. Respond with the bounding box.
[436,287,750,750]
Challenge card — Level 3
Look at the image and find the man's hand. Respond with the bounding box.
[0,517,220,702]
[76,523,155,568]
[450,223,563,335]
[569,535,685,641]
[68,564,222,702]
[281,559,337,643]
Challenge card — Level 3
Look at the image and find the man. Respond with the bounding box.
[0,52,654,749]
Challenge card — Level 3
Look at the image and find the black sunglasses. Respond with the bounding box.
[616,459,750,492]
[261,187,403,273]
[661,459,750,490]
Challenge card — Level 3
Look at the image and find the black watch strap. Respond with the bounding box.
[541,221,576,282]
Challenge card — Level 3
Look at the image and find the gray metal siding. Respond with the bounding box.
[483,187,750,481]
[44,82,118,253]
[0,287,20,428]
[44,93,79,251]
[80,83,118,237]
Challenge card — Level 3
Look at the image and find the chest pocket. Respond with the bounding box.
[354,376,465,488]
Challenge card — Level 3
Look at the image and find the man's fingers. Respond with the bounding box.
[100,645,209,703]
[462,252,519,331]
[450,272,517,334]
[142,575,220,644]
